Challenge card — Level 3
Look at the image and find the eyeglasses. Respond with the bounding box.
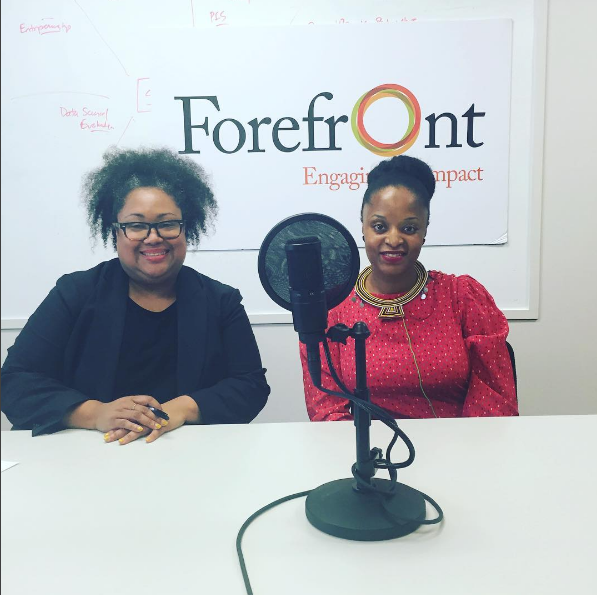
[113,220,185,241]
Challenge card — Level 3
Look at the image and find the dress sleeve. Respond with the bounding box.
[457,276,518,416]
[300,324,352,421]
[189,289,270,424]
[1,278,90,434]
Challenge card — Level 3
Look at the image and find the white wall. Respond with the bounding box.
[2,0,596,431]
[1,329,20,430]
[505,0,597,415]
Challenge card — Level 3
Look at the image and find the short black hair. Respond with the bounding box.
[361,155,436,221]
[83,146,218,249]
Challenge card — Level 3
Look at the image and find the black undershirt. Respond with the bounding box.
[113,298,178,403]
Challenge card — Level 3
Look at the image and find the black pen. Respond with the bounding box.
[148,406,170,421]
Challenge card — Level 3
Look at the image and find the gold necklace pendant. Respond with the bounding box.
[354,262,428,319]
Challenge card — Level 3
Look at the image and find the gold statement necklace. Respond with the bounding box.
[354,261,429,319]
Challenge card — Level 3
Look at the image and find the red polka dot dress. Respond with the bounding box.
[300,271,518,421]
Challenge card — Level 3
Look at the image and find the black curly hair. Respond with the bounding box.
[82,146,218,249]
[361,155,436,222]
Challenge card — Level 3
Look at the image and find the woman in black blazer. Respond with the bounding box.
[1,147,270,444]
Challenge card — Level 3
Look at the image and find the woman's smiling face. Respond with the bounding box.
[362,185,428,293]
[115,187,187,289]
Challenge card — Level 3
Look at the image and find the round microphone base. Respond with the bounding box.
[305,478,426,541]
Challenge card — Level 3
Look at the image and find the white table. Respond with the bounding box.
[2,415,596,595]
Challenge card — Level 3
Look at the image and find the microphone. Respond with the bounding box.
[258,213,360,389]
[285,236,327,387]
[258,213,443,541]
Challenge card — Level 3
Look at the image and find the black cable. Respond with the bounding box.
[320,336,444,530]
[236,483,442,595]
[321,340,416,472]
[381,489,444,525]
[322,339,351,395]
[236,338,443,594]
[321,345,443,524]
[236,490,312,595]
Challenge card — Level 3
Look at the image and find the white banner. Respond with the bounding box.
[138,20,512,249]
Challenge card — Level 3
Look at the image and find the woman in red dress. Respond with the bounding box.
[301,155,518,421]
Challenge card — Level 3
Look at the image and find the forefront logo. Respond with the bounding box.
[175,85,485,156]
[351,84,420,157]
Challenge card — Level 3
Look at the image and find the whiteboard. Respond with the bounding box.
[0,0,546,326]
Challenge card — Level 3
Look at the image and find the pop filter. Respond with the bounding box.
[258,213,359,388]
[258,212,360,313]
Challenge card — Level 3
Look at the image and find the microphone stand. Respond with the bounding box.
[352,322,375,487]
[304,321,428,541]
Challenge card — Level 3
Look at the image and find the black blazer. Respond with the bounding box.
[1,259,270,435]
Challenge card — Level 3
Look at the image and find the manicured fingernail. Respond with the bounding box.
[162,420,168,426]
[136,426,143,432]
[145,437,150,443]
[104,433,110,441]
[155,423,161,429]
[118,438,124,444]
